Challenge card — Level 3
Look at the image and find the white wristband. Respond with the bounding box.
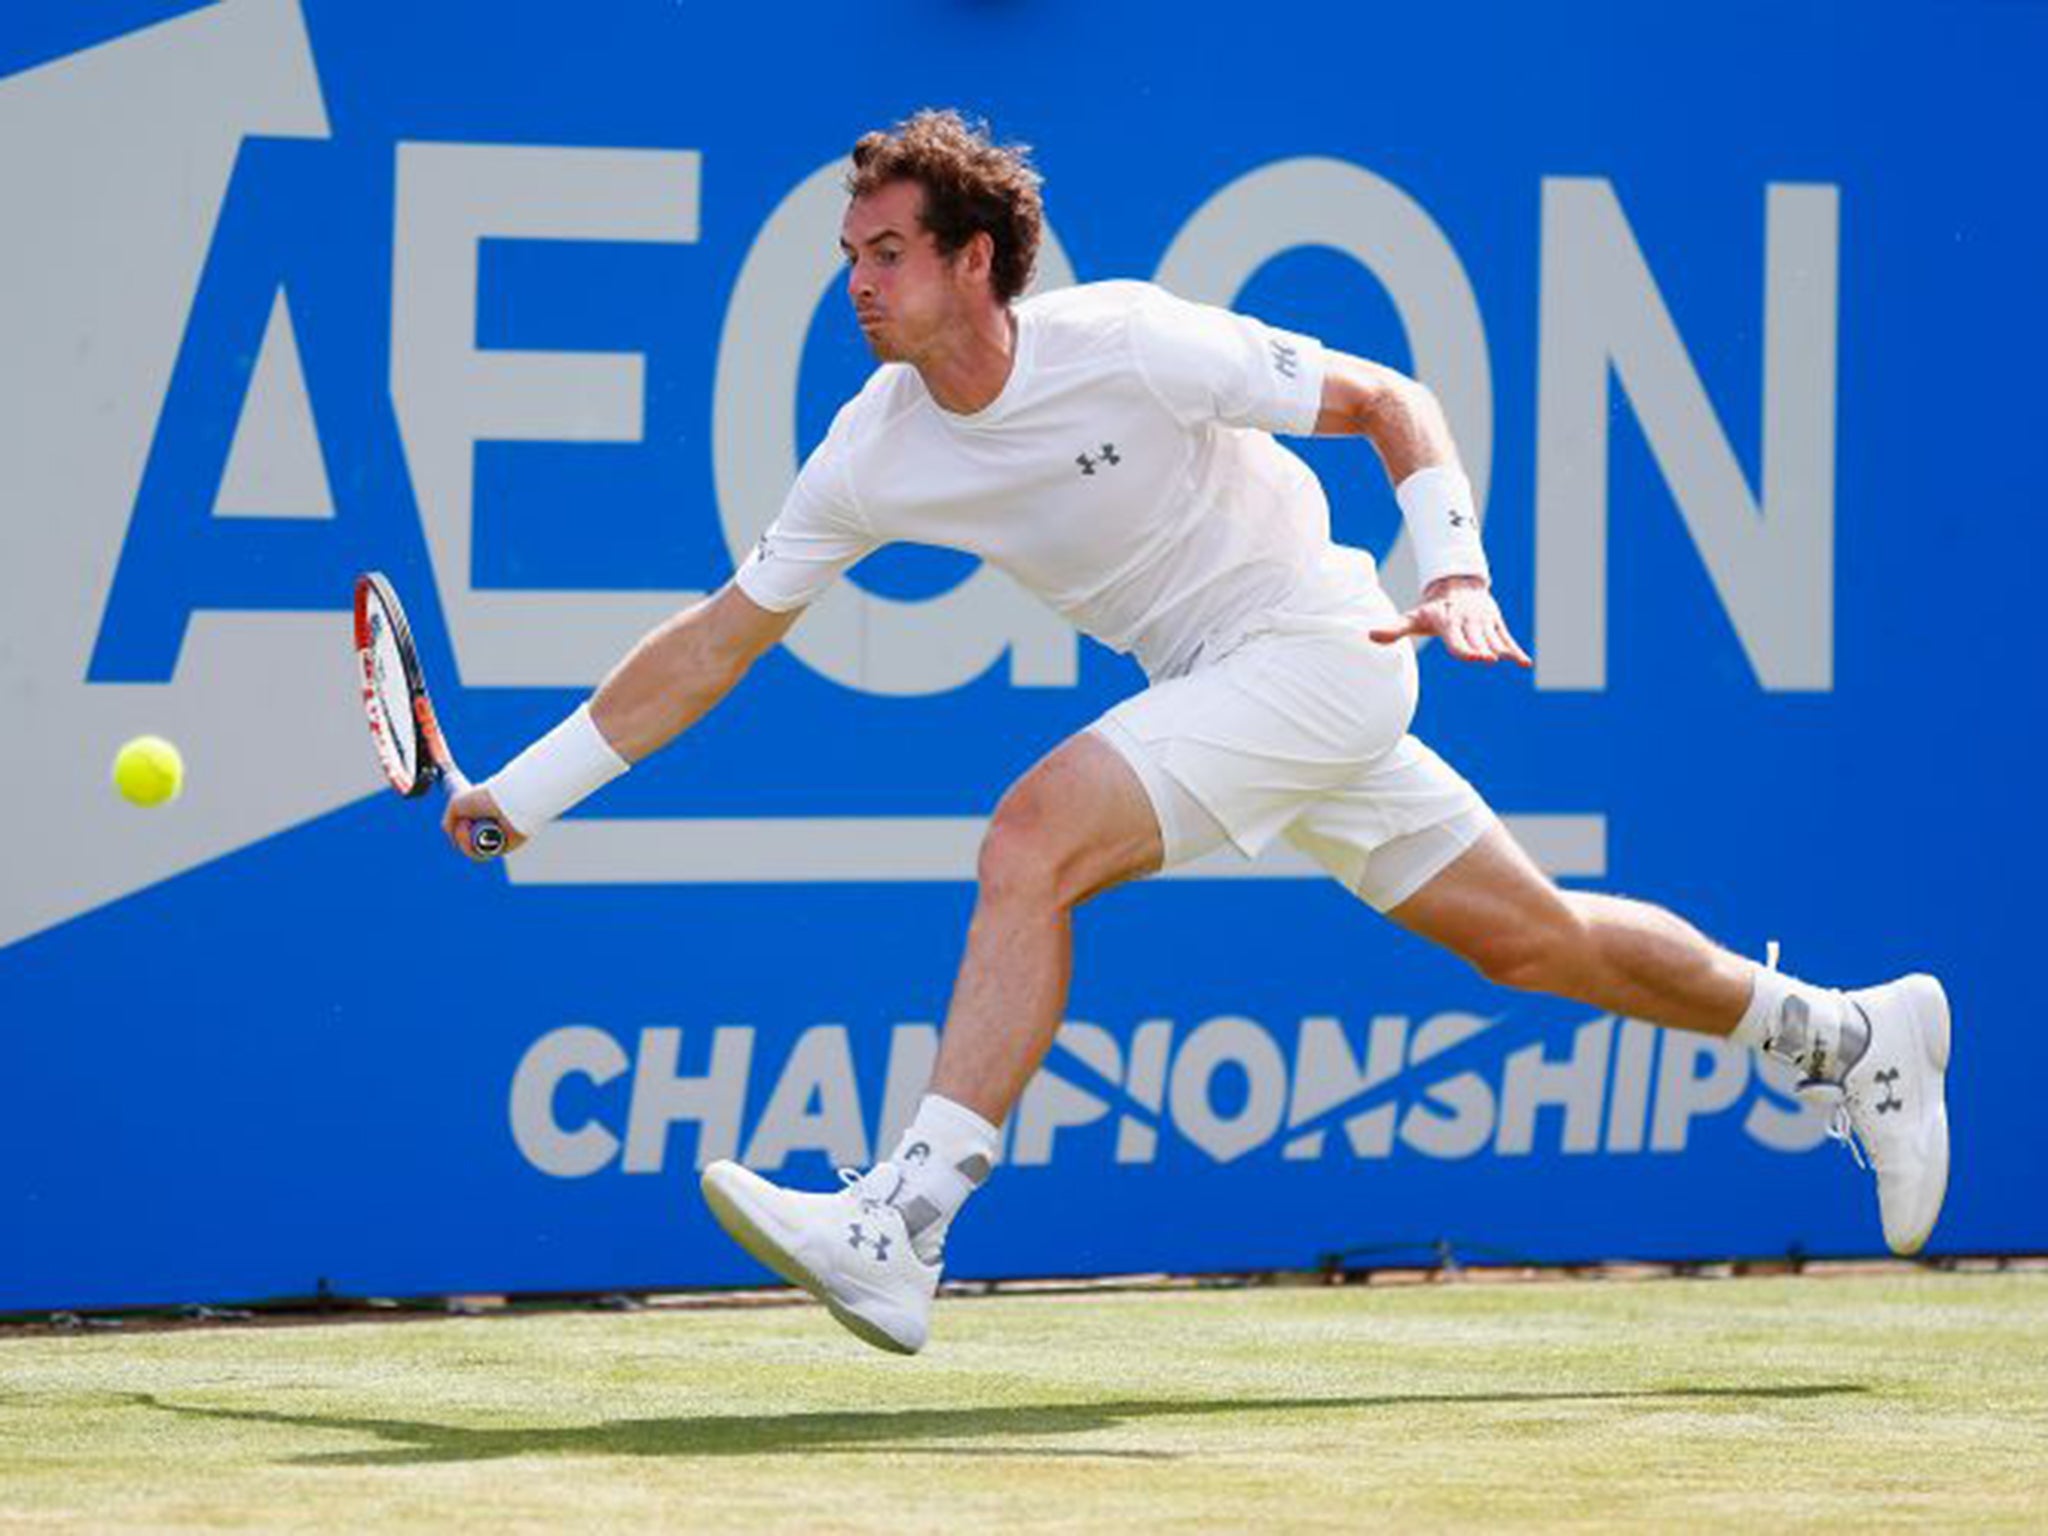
[1395,465,1490,590]
[483,702,630,837]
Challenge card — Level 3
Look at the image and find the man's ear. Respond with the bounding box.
[953,230,996,289]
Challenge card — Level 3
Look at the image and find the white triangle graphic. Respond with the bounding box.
[214,286,334,518]
[0,0,365,955]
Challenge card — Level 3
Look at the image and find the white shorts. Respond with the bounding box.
[1092,625,1492,911]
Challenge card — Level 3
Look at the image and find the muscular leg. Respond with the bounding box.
[1384,818,1948,1259]
[696,730,1167,1350]
[1388,822,1754,1035]
[930,731,1165,1123]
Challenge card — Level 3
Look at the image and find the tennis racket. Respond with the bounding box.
[353,570,506,859]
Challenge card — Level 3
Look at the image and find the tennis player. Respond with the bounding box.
[446,110,1950,1354]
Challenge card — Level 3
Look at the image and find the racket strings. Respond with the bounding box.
[359,592,423,793]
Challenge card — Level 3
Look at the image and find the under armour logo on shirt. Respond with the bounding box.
[1269,339,1300,379]
[1077,443,1121,476]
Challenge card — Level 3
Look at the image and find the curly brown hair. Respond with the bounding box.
[847,109,1044,305]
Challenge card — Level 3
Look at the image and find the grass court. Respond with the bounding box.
[4,1269,2044,1531]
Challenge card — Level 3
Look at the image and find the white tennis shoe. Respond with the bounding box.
[701,1160,940,1355]
[1799,974,1951,1256]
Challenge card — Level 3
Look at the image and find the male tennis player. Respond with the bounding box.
[446,110,1950,1354]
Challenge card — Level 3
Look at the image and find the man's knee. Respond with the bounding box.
[975,790,1067,911]
[976,734,1163,912]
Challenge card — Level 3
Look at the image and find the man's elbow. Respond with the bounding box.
[703,582,800,675]
[1322,354,1433,441]
[1354,370,1440,441]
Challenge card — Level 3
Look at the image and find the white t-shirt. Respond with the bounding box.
[735,280,1388,681]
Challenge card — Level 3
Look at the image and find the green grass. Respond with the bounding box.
[4,1271,2046,1532]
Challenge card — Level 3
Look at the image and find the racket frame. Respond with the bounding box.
[353,571,506,858]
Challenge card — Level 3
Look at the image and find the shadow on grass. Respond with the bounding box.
[123,1384,1867,1467]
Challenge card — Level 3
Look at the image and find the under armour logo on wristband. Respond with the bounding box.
[1269,339,1299,379]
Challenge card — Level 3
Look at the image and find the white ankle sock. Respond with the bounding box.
[885,1094,999,1264]
[1732,964,1868,1082]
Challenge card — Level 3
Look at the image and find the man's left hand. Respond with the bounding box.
[1369,576,1532,666]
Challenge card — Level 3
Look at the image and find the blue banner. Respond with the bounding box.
[2,0,2039,1311]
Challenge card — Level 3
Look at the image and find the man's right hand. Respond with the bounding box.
[1369,576,1532,667]
[442,784,526,861]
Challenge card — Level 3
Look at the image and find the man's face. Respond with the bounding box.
[839,179,977,363]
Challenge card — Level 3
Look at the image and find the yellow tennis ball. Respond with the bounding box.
[113,735,184,807]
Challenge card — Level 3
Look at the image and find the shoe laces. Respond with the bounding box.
[1768,940,1870,1173]
[1796,1080,1869,1171]
[838,1164,905,1213]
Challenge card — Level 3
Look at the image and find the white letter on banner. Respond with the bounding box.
[1496,1016,1614,1155]
[1536,179,1839,691]
[1009,1023,1118,1165]
[743,1025,869,1170]
[1744,1053,1833,1152]
[1649,1035,1749,1151]
[509,1026,628,1177]
[1604,1018,1660,1153]
[1284,1014,1405,1160]
[1154,158,1493,607]
[713,160,1077,693]
[392,143,703,686]
[1168,1016,1287,1164]
[1117,1020,1174,1165]
[1398,1012,1497,1159]
[623,1026,753,1171]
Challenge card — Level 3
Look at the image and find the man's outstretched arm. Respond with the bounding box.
[588,581,800,760]
[441,582,800,857]
[1314,351,1531,667]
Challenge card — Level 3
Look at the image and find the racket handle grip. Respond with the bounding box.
[442,767,507,861]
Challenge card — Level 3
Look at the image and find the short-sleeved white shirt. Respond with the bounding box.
[736,280,1387,681]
